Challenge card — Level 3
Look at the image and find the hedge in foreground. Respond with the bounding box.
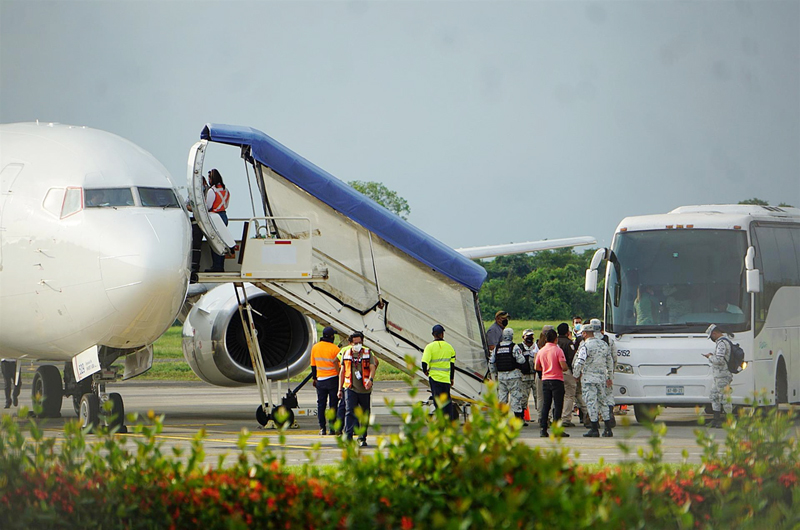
[0,383,798,529]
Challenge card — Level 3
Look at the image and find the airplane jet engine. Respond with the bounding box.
[182,284,316,386]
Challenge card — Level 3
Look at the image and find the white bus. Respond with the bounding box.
[585,205,800,422]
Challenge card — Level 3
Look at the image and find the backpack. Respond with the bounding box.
[720,338,745,374]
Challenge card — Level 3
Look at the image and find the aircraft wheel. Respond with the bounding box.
[32,365,63,418]
[72,380,92,416]
[256,405,270,426]
[634,404,658,425]
[79,393,100,432]
[104,392,125,431]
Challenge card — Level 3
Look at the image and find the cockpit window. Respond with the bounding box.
[138,187,180,208]
[61,187,83,218]
[85,188,135,208]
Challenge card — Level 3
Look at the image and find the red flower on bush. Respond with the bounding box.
[779,472,797,488]
[401,516,414,529]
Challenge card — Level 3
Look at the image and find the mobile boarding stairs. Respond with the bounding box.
[188,124,490,428]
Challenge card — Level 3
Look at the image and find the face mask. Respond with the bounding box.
[501,319,509,327]
[524,338,533,345]
[352,343,362,353]
[574,324,582,332]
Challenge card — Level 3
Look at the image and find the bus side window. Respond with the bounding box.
[774,227,800,286]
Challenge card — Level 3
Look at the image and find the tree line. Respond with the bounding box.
[346,180,605,321]
[477,248,606,320]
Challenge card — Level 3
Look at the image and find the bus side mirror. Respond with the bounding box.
[585,247,608,293]
[746,269,761,293]
[745,246,760,293]
[585,269,598,293]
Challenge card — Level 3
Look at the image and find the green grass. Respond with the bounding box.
[485,320,572,338]
[142,319,575,381]
[152,326,184,359]
[145,326,407,382]
[142,326,198,381]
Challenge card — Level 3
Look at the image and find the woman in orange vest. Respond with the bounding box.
[205,169,231,272]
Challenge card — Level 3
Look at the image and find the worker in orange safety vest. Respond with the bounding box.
[205,168,230,272]
[311,327,341,436]
[337,331,378,447]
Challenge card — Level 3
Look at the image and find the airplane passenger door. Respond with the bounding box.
[187,140,232,255]
[0,163,24,272]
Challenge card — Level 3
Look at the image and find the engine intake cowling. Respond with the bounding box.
[182,284,316,386]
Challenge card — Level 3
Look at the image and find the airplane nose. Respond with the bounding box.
[100,210,191,348]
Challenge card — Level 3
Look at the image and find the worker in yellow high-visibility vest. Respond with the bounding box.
[422,324,457,421]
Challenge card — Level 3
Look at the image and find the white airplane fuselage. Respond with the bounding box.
[0,122,191,361]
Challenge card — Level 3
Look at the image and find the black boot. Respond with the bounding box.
[582,410,592,428]
[540,428,548,438]
[607,406,616,428]
[602,420,614,437]
[584,421,600,437]
[515,412,528,427]
[710,410,722,428]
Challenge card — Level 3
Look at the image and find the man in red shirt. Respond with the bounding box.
[534,328,570,438]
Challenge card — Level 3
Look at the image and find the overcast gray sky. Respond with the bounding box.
[1,0,798,248]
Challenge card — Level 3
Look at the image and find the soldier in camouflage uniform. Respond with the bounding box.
[573,321,614,437]
[596,320,618,428]
[703,324,733,428]
[518,329,538,425]
[489,327,527,423]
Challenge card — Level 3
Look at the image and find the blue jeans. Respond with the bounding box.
[210,211,228,271]
[315,377,338,430]
[429,378,456,420]
[540,379,565,429]
[344,389,371,441]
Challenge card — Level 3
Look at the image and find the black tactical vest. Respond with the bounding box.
[519,348,533,375]
[494,343,518,372]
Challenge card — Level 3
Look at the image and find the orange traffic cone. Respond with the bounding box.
[523,407,531,421]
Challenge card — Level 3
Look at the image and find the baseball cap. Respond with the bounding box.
[522,329,535,338]
[705,324,717,339]
[432,324,445,334]
[322,326,335,338]
[502,327,514,341]
[495,311,509,319]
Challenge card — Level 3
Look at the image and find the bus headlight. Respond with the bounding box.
[615,363,634,374]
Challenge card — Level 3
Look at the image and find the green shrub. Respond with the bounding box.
[0,384,797,529]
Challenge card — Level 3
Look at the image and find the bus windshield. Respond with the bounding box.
[606,229,750,334]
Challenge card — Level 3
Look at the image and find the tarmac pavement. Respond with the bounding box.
[3,379,795,467]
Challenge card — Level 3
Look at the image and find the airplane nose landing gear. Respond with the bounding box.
[66,361,127,434]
